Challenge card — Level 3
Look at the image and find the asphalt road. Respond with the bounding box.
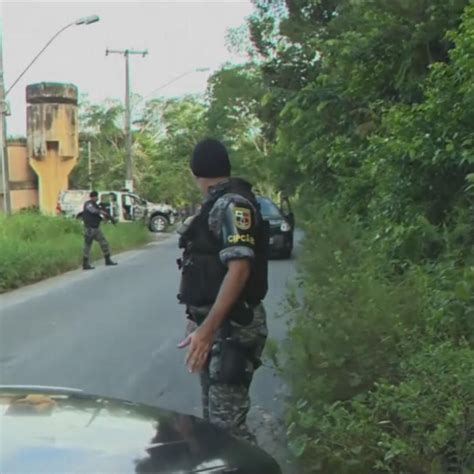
[0,234,298,462]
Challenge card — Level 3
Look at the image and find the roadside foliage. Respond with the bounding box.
[236,1,474,473]
[0,213,149,292]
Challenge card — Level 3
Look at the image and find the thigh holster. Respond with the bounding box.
[209,339,254,388]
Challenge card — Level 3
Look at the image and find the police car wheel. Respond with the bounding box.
[149,214,168,233]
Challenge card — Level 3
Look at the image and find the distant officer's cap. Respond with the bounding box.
[191,138,231,178]
[90,191,98,198]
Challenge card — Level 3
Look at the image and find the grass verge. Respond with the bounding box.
[0,213,151,293]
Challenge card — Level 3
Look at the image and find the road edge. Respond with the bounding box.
[0,233,174,300]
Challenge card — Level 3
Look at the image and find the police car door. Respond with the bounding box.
[129,194,146,221]
[279,195,295,229]
[98,192,111,218]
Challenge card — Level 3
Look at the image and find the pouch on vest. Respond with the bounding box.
[178,253,227,306]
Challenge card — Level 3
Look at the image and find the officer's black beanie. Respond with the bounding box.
[190,138,231,178]
[90,190,98,198]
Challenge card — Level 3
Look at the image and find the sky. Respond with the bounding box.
[1,1,254,136]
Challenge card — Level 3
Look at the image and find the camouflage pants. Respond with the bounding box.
[83,227,110,260]
[186,303,268,443]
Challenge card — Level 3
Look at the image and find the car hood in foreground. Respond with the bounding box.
[0,386,280,474]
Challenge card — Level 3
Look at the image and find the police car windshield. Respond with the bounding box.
[257,198,282,218]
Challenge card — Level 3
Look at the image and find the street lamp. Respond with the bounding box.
[5,15,99,97]
[0,15,100,214]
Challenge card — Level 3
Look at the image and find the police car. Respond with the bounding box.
[257,196,294,259]
[56,190,177,233]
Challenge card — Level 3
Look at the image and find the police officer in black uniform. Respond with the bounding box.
[177,139,269,442]
[82,191,118,270]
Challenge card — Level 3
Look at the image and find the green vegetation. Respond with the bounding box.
[282,211,474,473]
[70,95,205,206]
[0,213,150,293]
[236,1,474,472]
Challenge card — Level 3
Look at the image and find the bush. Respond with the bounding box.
[0,213,150,292]
[287,343,474,474]
[282,210,425,407]
[280,210,474,474]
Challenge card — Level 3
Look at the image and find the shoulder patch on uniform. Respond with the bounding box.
[233,206,252,230]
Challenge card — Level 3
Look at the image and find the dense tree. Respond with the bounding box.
[136,95,205,205]
[70,98,127,191]
[206,65,276,195]
[237,2,474,472]
[70,95,205,206]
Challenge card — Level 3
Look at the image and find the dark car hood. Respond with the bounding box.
[0,386,280,474]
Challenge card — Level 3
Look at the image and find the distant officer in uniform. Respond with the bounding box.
[177,139,269,442]
[82,190,118,270]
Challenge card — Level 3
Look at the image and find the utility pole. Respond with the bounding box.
[106,48,148,192]
[0,16,11,214]
[87,140,92,190]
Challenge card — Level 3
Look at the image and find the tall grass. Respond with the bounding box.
[0,213,150,292]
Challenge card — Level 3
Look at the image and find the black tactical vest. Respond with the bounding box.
[82,200,102,228]
[178,179,268,313]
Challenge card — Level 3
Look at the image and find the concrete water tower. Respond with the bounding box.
[26,82,78,214]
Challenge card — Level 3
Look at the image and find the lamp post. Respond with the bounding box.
[0,15,100,214]
[0,18,11,214]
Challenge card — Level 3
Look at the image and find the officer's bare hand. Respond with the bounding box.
[178,327,214,373]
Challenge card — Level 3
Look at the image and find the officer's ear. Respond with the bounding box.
[195,177,209,195]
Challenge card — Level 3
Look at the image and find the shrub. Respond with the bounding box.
[287,343,474,474]
[282,210,425,408]
[281,210,474,474]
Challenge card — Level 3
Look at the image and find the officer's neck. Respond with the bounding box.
[200,177,230,196]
